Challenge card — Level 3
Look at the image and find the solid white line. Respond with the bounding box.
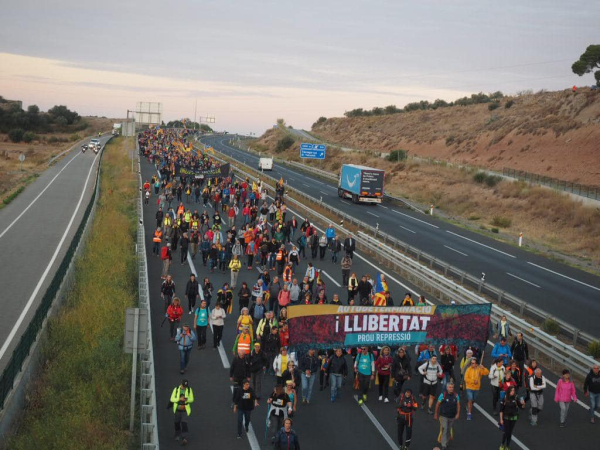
[527,262,600,292]
[0,151,98,362]
[0,152,81,240]
[392,209,440,228]
[187,252,230,369]
[473,403,530,450]
[367,211,379,218]
[400,226,416,234]
[446,231,516,258]
[444,245,468,257]
[506,272,541,288]
[229,386,262,450]
[353,395,400,450]
[320,270,341,287]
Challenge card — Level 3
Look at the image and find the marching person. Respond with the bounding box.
[583,364,600,423]
[185,273,200,315]
[499,386,525,450]
[170,379,194,445]
[355,346,375,406]
[434,383,460,450]
[529,367,547,426]
[166,297,183,341]
[273,418,300,450]
[554,369,577,427]
[396,388,418,449]
[463,357,489,420]
[175,325,196,374]
[233,379,259,440]
[210,301,226,349]
[418,355,443,414]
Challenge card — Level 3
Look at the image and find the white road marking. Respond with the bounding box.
[392,209,440,228]
[229,386,261,449]
[289,177,295,181]
[0,152,81,240]
[353,395,400,450]
[341,200,352,205]
[302,183,311,188]
[506,272,541,288]
[187,252,230,369]
[367,211,379,218]
[446,230,516,258]
[0,151,99,361]
[400,226,416,234]
[527,262,600,292]
[320,191,328,196]
[320,270,341,287]
[473,403,530,450]
[379,205,389,209]
[444,245,468,257]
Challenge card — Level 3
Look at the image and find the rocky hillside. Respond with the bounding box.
[311,88,600,186]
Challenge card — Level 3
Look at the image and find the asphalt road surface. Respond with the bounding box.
[201,135,600,338]
[0,136,111,373]
[140,154,599,450]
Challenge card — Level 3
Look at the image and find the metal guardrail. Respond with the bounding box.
[136,142,160,449]
[197,140,599,378]
[502,167,600,200]
[0,137,111,410]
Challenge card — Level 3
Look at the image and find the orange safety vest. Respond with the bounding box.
[237,333,252,355]
[283,267,292,283]
[276,250,284,261]
[177,205,185,217]
[153,230,162,243]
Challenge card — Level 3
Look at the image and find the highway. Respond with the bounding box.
[140,152,599,450]
[0,136,111,373]
[201,135,600,338]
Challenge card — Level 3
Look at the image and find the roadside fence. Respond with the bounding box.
[503,167,600,200]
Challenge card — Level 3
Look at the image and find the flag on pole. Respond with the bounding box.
[372,274,389,306]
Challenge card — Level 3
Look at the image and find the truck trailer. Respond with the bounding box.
[337,164,385,204]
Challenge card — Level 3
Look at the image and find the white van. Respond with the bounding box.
[258,157,273,171]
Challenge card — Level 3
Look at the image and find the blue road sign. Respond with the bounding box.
[300,143,326,159]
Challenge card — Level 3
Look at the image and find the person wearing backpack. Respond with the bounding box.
[392,347,412,401]
[396,388,418,449]
[355,346,375,406]
[418,355,444,414]
[434,383,460,450]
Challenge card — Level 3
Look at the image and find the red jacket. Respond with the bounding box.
[375,355,393,375]
[167,304,183,322]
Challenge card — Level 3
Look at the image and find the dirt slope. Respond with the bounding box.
[311,88,600,186]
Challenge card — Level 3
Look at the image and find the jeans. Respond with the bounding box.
[237,409,252,436]
[179,347,192,371]
[301,372,316,402]
[590,392,600,418]
[330,373,343,399]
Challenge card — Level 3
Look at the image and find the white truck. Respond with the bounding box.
[258,157,273,171]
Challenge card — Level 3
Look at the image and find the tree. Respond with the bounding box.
[27,105,39,114]
[48,105,79,124]
[572,45,600,86]
[8,128,24,143]
[312,116,327,129]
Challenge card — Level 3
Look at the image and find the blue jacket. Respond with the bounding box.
[325,227,335,239]
[491,342,512,365]
[176,330,197,350]
[274,427,300,450]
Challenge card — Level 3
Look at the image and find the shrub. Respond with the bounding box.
[2,186,25,205]
[69,133,82,142]
[491,215,512,228]
[312,116,327,129]
[330,161,341,171]
[588,340,600,358]
[23,131,37,143]
[8,128,24,143]
[473,172,487,184]
[275,135,294,153]
[485,175,502,187]
[445,135,455,146]
[488,102,500,111]
[542,317,561,335]
[505,100,514,109]
[468,214,480,221]
[387,149,407,162]
[48,136,59,143]
[491,227,499,233]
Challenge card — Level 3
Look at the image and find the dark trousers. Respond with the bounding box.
[358,373,371,396]
[174,410,189,439]
[502,419,517,446]
[187,295,196,313]
[378,374,390,397]
[394,379,406,398]
[342,269,350,286]
[180,247,188,263]
[397,414,412,447]
[237,409,252,436]
[169,320,179,338]
[251,371,263,398]
[197,325,207,347]
[492,386,501,411]
[213,325,223,348]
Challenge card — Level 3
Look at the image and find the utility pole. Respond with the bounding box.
[194,99,198,131]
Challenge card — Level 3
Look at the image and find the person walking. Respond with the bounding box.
[327,348,348,402]
[418,355,444,414]
[180,232,189,265]
[233,379,259,440]
[554,369,577,427]
[160,242,172,279]
[210,302,226,348]
[491,337,512,366]
[583,364,600,423]
[434,383,460,450]
[355,346,375,406]
[396,388,418,450]
[161,275,176,312]
[392,347,412,401]
[170,379,194,445]
[489,358,506,414]
[510,333,529,383]
[229,254,242,289]
[529,367,547,426]
[267,385,292,443]
[249,342,268,399]
[299,348,320,404]
[463,357,489,420]
[230,349,251,404]
[343,234,355,259]
[499,386,525,450]
[274,418,300,450]
[185,274,199,315]
[193,300,210,349]
[376,346,393,402]
[175,325,196,374]
[166,297,183,341]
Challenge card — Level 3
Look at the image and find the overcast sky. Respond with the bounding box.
[0,0,597,134]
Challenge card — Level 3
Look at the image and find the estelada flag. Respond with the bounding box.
[279,177,284,186]
[373,274,389,306]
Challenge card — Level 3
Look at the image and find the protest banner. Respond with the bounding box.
[174,163,230,179]
[287,304,491,352]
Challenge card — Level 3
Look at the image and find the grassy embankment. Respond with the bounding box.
[249,127,600,273]
[7,137,138,450]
